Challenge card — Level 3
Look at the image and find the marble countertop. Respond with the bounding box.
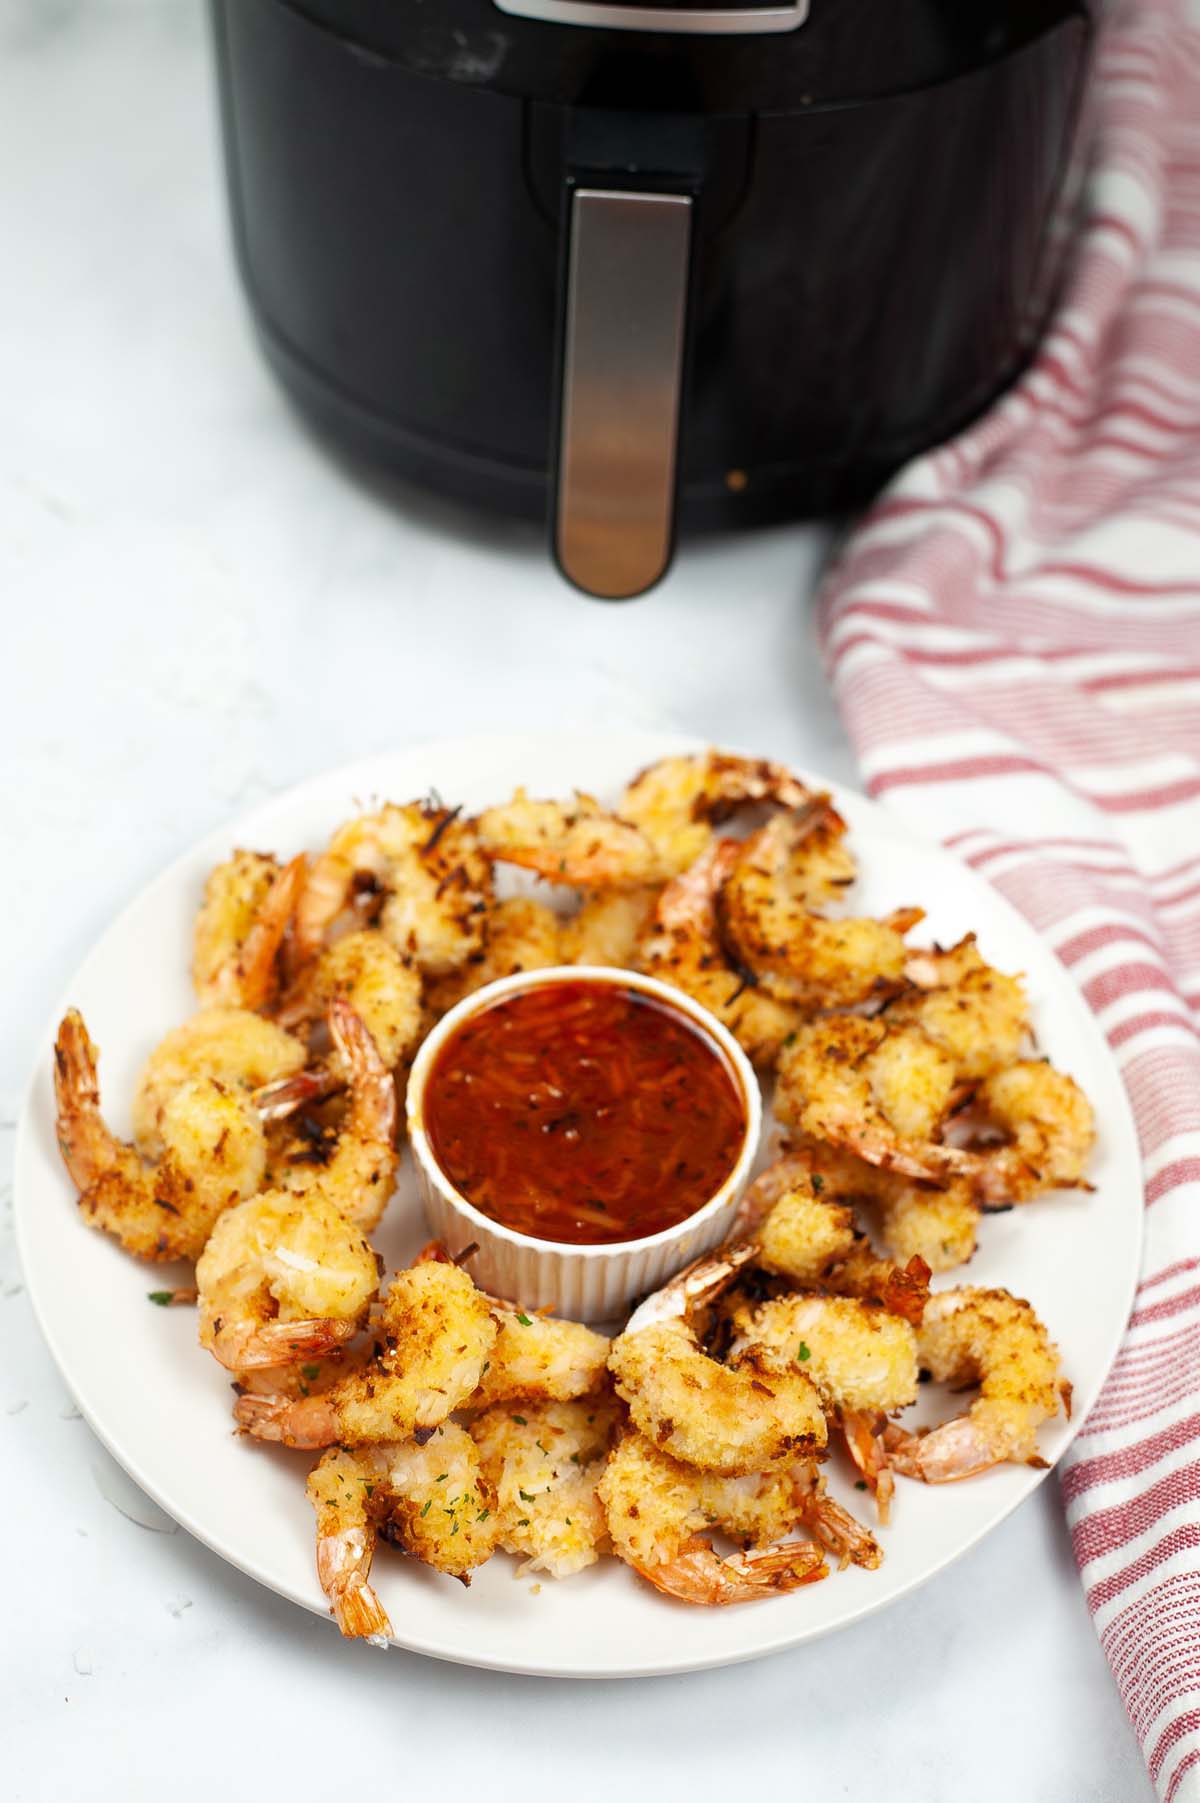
[0,5,1149,1799]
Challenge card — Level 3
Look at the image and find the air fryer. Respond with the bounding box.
[210,0,1092,597]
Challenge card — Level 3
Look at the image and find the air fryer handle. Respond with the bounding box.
[553,186,693,600]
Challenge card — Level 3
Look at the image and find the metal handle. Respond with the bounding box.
[554,188,693,600]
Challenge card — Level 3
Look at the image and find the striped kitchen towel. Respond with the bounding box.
[817,3,1200,1796]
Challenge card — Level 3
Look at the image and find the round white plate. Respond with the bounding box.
[15,731,1142,1678]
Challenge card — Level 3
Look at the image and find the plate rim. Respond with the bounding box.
[14,728,1145,1678]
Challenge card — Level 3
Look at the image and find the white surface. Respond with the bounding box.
[0,1,1150,1797]
[16,730,1144,1677]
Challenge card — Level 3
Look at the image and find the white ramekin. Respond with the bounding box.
[406,965,762,1321]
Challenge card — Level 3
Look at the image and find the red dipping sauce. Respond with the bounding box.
[423,979,747,1246]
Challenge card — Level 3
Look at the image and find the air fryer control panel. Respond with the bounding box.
[493,0,807,35]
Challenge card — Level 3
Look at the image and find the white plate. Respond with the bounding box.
[15,731,1142,1678]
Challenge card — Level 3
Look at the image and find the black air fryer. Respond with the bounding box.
[210,0,1092,597]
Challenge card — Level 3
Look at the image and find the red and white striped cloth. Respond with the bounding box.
[817,4,1200,1795]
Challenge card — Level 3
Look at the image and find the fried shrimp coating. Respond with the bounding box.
[235,1261,498,1448]
[471,1396,620,1577]
[476,789,665,888]
[309,1426,500,1639]
[425,896,563,1015]
[195,1190,379,1370]
[960,1061,1096,1206]
[608,1246,827,1474]
[132,1007,307,1160]
[735,1293,920,1418]
[738,1168,930,1325]
[619,751,817,877]
[888,935,1029,1080]
[262,1000,398,1231]
[883,1287,1070,1481]
[471,1310,612,1409]
[719,801,920,1009]
[292,930,423,1076]
[559,886,660,968]
[54,1010,267,1263]
[295,801,491,975]
[746,1140,980,1277]
[599,1431,829,1605]
[640,840,801,1065]
[775,1016,960,1180]
[193,851,305,1010]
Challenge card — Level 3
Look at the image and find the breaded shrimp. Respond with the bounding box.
[719,802,920,1009]
[132,1007,307,1160]
[294,802,491,975]
[887,935,1029,1080]
[774,1016,960,1181]
[471,1396,620,1577]
[54,1010,267,1263]
[883,1287,1070,1481]
[559,887,660,969]
[234,1261,497,1447]
[195,1189,379,1369]
[959,1061,1096,1207]
[599,1431,829,1606]
[472,1309,611,1409]
[192,852,305,1011]
[608,1245,827,1474]
[476,789,664,888]
[640,840,801,1065]
[264,1000,398,1231]
[309,1426,499,1639]
[740,1174,930,1326]
[746,1139,980,1277]
[734,1293,920,1418]
[425,896,563,1015]
[619,751,817,876]
[286,929,423,1077]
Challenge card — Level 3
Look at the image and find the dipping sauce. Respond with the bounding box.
[423,979,747,1245]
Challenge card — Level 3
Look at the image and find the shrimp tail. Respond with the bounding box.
[882,1418,997,1484]
[877,1254,932,1327]
[228,854,306,1010]
[213,1316,360,1372]
[252,1066,343,1122]
[234,1391,337,1448]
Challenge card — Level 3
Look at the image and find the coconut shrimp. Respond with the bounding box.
[745,1178,930,1326]
[294,802,491,975]
[235,1260,497,1447]
[775,1016,961,1181]
[559,886,660,969]
[640,840,801,1065]
[883,1288,1070,1481]
[54,1010,268,1263]
[608,1245,827,1474]
[734,1293,920,1420]
[471,1396,619,1577]
[261,1000,398,1231]
[192,852,305,1010]
[745,1140,979,1277]
[425,896,563,1016]
[472,1310,611,1410]
[887,936,1029,1080]
[619,751,818,876]
[195,1190,379,1370]
[476,789,664,888]
[309,1426,499,1639]
[719,802,922,1009]
[599,1431,829,1606]
[131,1007,307,1160]
[286,929,423,1077]
[956,1061,1096,1207]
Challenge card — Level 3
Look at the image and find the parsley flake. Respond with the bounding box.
[516,1313,533,1327]
[147,1291,173,1307]
[420,1499,432,1517]
[511,1414,528,1426]
[797,1342,811,1362]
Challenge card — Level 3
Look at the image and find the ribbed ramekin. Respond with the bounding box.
[405,965,761,1321]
